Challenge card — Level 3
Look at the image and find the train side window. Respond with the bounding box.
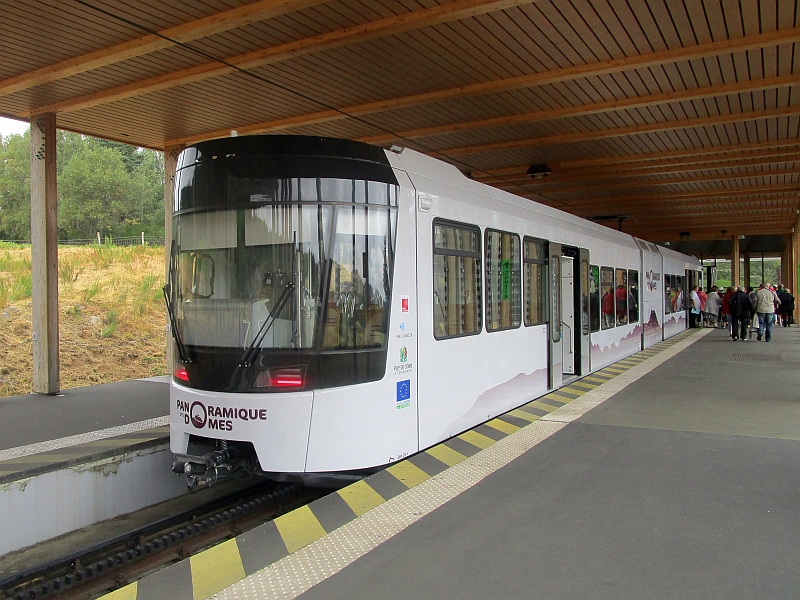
[600,267,614,329]
[615,268,628,326]
[589,265,600,332]
[433,220,482,339]
[665,274,672,315]
[485,230,521,331]
[628,270,639,323]
[580,258,590,335]
[675,275,684,311]
[523,238,547,326]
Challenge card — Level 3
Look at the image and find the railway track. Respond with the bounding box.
[1,481,323,600]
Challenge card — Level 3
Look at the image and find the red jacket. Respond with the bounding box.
[720,291,733,315]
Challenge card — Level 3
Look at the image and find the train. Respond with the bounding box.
[165,135,701,488]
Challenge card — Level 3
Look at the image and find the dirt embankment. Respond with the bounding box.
[0,244,168,397]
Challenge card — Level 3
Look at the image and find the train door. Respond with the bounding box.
[561,256,575,376]
[548,242,562,389]
[685,268,699,326]
[579,249,591,374]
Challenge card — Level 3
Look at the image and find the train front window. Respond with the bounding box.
[322,206,396,349]
[172,200,397,352]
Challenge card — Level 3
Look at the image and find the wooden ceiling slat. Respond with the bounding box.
[0,0,326,97]
[357,75,800,145]
[161,27,800,146]
[23,0,533,117]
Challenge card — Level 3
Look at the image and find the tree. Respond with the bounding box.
[59,146,135,238]
[0,132,31,240]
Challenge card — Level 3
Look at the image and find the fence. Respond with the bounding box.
[0,233,165,247]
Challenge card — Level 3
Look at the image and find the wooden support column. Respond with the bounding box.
[30,113,59,394]
[164,145,184,371]
[731,235,741,288]
[743,252,750,288]
[781,236,791,287]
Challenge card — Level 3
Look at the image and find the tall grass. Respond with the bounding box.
[0,279,7,309]
[83,280,102,302]
[101,310,118,338]
[59,256,83,284]
[133,272,161,315]
[10,273,32,301]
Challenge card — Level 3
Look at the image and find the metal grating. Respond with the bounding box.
[731,354,782,362]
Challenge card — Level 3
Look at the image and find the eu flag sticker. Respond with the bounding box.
[396,379,411,409]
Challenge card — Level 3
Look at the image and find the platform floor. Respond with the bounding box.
[0,376,169,481]
[147,324,800,600]
[294,328,800,600]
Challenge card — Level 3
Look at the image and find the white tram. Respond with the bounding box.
[166,136,701,487]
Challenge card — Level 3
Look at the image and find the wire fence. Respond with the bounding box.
[0,235,165,247]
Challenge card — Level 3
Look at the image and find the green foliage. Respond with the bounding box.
[59,256,82,284]
[10,273,31,301]
[134,272,161,315]
[101,310,118,337]
[83,279,102,302]
[0,130,165,241]
[0,278,7,308]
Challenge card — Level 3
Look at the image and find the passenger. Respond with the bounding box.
[754,282,780,342]
[704,286,721,327]
[729,286,754,341]
[615,284,628,325]
[602,289,615,328]
[720,286,734,334]
[778,288,794,327]
[673,286,683,312]
[689,285,701,328]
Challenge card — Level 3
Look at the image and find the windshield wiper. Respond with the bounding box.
[163,283,190,363]
[238,281,295,368]
[163,240,190,364]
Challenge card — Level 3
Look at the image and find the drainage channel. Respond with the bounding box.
[1,481,324,600]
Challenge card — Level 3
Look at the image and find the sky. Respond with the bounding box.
[0,116,30,138]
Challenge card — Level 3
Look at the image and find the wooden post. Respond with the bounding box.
[743,252,750,289]
[731,235,740,288]
[30,113,59,394]
[164,145,184,371]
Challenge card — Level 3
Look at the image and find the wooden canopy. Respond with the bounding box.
[3,0,800,243]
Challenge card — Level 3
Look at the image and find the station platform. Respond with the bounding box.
[0,376,178,558]
[95,324,800,600]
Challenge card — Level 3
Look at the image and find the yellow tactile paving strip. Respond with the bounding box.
[0,427,170,484]
[100,331,696,600]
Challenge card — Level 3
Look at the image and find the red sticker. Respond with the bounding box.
[401,296,409,313]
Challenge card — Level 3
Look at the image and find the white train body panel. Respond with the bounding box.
[169,139,700,477]
[304,171,419,471]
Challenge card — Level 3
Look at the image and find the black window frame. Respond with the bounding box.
[484,228,522,332]
[523,236,548,327]
[432,218,483,340]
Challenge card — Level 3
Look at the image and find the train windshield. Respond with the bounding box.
[171,195,397,352]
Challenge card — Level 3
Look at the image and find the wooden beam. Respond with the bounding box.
[551,139,800,171]
[28,0,535,117]
[164,26,800,147]
[358,73,800,145]
[30,113,59,394]
[628,227,790,241]
[519,185,800,208]
[0,0,325,98]
[629,208,797,221]
[441,106,800,157]
[505,167,800,196]
[476,152,800,186]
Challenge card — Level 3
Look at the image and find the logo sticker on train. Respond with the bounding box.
[646,270,661,291]
[177,400,267,432]
[401,296,409,313]
[396,379,411,409]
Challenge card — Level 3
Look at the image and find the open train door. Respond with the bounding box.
[548,242,562,389]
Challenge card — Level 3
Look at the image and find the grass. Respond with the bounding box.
[0,245,167,397]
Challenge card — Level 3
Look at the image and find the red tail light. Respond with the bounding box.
[254,366,305,389]
[174,366,189,382]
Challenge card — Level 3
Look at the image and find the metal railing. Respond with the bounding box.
[0,234,165,247]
